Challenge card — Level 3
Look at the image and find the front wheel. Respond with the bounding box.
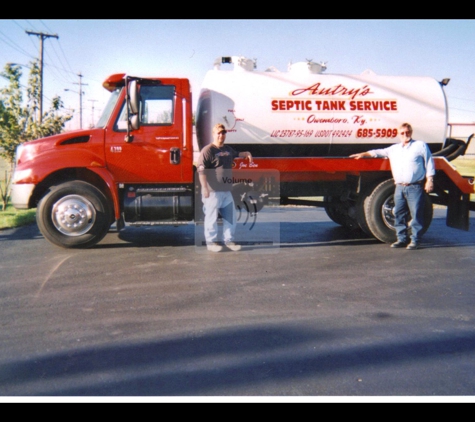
[364,179,433,244]
[37,181,111,248]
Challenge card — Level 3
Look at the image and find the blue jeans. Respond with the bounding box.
[202,191,236,244]
[393,183,425,244]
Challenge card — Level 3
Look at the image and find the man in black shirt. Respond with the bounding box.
[197,123,253,252]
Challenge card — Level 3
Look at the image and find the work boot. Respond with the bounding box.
[225,242,242,252]
[406,242,420,250]
[207,242,223,252]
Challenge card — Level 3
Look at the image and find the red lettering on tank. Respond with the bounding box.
[292,83,373,100]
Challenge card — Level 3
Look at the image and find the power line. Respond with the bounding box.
[0,30,35,60]
[4,20,76,86]
[39,20,76,79]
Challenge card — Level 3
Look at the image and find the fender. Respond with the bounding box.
[87,166,121,221]
[12,131,119,217]
[14,147,104,185]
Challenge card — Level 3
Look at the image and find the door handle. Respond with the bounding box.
[170,147,181,164]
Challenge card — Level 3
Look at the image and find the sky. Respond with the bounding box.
[1,19,475,131]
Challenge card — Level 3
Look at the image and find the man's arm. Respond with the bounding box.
[423,143,436,193]
[350,151,373,159]
[424,175,434,193]
[198,171,210,198]
[197,148,211,198]
[239,151,253,163]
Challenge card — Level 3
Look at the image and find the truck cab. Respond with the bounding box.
[11,74,195,248]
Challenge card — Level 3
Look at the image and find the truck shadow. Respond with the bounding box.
[110,215,475,250]
[1,214,474,250]
[111,220,376,249]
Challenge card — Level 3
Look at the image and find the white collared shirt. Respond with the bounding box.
[369,139,436,184]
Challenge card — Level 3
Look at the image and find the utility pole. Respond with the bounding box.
[74,73,88,129]
[88,99,98,128]
[26,30,58,124]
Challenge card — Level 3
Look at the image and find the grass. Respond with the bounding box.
[451,158,475,201]
[0,202,37,230]
[0,159,37,230]
[452,157,475,177]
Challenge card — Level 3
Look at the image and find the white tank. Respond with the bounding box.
[196,56,448,157]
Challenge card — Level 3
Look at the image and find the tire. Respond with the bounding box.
[364,179,433,244]
[37,181,112,249]
[324,195,359,229]
[355,193,373,236]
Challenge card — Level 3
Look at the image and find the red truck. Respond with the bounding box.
[11,56,475,248]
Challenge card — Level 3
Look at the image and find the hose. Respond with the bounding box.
[433,134,473,161]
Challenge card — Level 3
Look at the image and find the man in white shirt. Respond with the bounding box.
[350,122,435,250]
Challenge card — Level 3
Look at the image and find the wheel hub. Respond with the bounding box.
[52,195,95,236]
[381,195,396,229]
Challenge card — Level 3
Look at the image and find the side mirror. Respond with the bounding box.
[130,114,139,131]
[129,80,139,115]
[124,76,140,142]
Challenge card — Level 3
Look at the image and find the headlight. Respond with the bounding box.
[14,143,25,166]
[12,168,32,184]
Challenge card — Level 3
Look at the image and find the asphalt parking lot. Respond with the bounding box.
[0,206,474,401]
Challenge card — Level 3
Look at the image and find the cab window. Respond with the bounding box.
[140,85,174,124]
[116,84,175,129]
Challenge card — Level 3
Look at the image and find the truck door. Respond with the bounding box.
[105,83,184,183]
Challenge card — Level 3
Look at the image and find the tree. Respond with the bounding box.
[0,169,11,211]
[0,61,73,165]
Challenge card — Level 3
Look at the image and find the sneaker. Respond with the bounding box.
[406,242,420,250]
[225,241,242,252]
[207,242,223,252]
[391,241,407,248]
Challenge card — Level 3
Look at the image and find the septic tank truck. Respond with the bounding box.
[11,56,475,248]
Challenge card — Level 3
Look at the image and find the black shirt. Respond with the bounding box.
[197,143,239,192]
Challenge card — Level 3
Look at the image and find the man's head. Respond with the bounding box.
[398,122,413,145]
[212,123,227,147]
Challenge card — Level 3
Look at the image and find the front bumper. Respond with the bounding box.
[11,183,35,209]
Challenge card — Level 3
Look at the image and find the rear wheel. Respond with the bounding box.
[364,179,433,243]
[37,181,111,248]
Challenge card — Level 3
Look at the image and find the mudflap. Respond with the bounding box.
[446,189,470,231]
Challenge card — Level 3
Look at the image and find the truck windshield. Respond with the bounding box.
[95,88,122,128]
